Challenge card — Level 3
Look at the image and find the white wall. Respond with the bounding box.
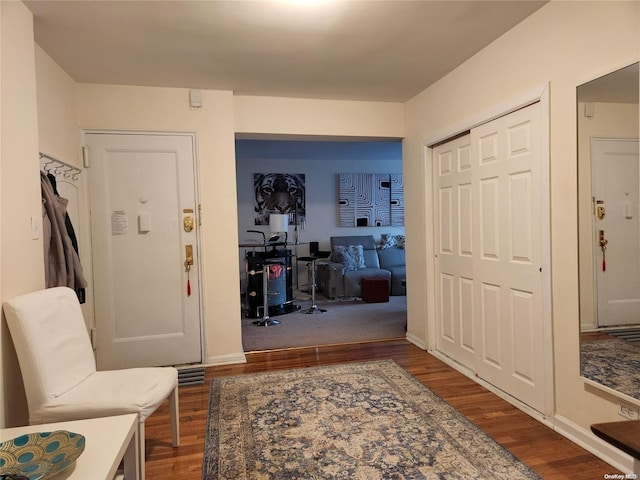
[0,1,45,427]
[34,45,80,167]
[234,96,404,139]
[403,0,639,455]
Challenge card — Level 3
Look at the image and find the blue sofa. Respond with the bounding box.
[376,244,406,296]
[317,235,406,299]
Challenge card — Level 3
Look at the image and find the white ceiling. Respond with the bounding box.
[25,0,548,103]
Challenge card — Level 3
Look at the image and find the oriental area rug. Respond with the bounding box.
[202,360,540,479]
[581,338,640,400]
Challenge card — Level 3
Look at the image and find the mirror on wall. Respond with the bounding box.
[578,62,640,402]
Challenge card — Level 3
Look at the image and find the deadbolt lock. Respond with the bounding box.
[184,216,194,232]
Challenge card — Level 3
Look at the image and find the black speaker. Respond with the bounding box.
[310,241,319,255]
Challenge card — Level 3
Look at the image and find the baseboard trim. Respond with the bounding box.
[553,414,634,473]
[406,332,427,350]
[409,347,635,473]
[429,349,553,428]
[205,352,247,366]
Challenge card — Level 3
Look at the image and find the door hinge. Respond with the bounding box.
[90,327,97,350]
[82,146,90,168]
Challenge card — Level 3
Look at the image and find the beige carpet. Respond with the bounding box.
[242,294,407,351]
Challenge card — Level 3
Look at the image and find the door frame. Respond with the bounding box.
[80,129,206,364]
[418,84,553,420]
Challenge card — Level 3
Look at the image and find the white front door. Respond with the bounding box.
[433,102,547,413]
[592,137,640,327]
[86,132,202,370]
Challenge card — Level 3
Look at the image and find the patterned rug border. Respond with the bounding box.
[203,359,540,479]
[581,338,640,400]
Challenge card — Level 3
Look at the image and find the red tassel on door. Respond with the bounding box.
[187,278,191,296]
[602,259,606,272]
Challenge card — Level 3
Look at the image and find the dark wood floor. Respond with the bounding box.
[144,339,620,479]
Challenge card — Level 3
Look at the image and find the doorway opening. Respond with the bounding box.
[234,137,406,351]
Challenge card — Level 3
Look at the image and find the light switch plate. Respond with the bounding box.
[31,216,41,240]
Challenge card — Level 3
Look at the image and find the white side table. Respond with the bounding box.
[1,413,139,480]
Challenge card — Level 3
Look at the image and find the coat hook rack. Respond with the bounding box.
[39,152,82,182]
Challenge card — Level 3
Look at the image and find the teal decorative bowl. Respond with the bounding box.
[0,430,85,480]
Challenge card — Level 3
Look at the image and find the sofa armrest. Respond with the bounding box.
[317,262,345,299]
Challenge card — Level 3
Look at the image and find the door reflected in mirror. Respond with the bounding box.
[578,62,640,402]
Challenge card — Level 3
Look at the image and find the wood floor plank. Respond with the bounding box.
[144,340,622,479]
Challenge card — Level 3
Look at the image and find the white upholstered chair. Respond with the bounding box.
[2,286,180,480]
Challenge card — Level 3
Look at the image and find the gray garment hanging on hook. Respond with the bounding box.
[41,171,87,290]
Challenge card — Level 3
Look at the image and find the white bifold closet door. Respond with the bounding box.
[434,102,546,413]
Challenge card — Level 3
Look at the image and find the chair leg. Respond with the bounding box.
[137,388,178,480]
[170,385,180,447]
[138,421,146,480]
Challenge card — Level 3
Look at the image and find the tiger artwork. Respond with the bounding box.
[254,173,306,225]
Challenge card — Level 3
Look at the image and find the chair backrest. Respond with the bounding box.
[330,235,380,268]
[3,287,96,409]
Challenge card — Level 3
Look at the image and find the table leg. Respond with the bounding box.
[123,423,140,480]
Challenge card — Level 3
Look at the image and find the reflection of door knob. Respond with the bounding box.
[599,230,608,248]
[184,216,194,232]
[599,230,608,272]
[185,244,193,271]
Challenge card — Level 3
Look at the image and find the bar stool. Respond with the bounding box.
[252,258,283,326]
[298,256,326,314]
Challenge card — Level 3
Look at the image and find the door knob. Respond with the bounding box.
[185,245,193,271]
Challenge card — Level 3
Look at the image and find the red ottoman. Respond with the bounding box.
[361,277,390,303]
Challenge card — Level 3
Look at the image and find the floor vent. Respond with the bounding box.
[609,327,640,343]
[178,366,205,386]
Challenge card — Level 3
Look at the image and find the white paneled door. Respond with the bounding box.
[86,132,202,370]
[592,138,640,327]
[434,102,546,413]
[434,135,476,370]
